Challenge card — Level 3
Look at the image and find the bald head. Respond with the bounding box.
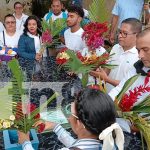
[136,27,150,68]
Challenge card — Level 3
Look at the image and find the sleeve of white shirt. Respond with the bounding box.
[22,124,76,150]
[108,68,137,100]
[112,0,119,15]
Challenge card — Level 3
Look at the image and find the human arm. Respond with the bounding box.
[144,3,150,25]
[90,68,120,87]
[18,131,34,150]
[109,15,119,44]
[20,121,76,150]
[109,0,119,44]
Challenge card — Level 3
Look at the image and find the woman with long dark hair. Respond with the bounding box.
[17,15,42,80]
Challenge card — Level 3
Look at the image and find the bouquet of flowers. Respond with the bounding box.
[0,59,57,133]
[115,75,150,149]
[82,22,108,50]
[41,18,67,48]
[56,48,114,87]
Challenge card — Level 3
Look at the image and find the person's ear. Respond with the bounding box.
[77,120,85,129]
[78,17,82,23]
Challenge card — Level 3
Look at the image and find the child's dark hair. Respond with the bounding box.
[23,15,42,35]
[75,88,116,135]
[67,5,84,18]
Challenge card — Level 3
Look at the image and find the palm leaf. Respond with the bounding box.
[134,116,150,150]
[30,93,58,120]
[132,95,150,113]
[89,0,109,22]
[8,59,24,94]
[41,18,67,37]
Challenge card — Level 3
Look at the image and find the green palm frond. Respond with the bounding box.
[133,95,150,113]
[133,115,150,150]
[89,0,109,22]
[8,59,24,94]
[41,18,67,37]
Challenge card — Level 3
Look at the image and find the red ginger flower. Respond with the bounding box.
[82,22,108,50]
[41,30,53,44]
[119,85,150,112]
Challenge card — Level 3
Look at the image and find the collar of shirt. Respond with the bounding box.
[119,45,137,54]
[71,138,101,149]
[13,13,26,20]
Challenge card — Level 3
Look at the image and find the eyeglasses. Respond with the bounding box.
[63,103,79,119]
[5,21,16,25]
[118,30,136,38]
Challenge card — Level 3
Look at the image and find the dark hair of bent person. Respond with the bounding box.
[121,18,142,34]
[75,88,116,135]
[4,14,16,22]
[23,15,42,36]
[67,5,84,18]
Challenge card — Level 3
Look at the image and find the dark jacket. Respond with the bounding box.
[18,34,36,60]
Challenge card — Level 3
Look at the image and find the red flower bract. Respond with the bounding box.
[37,123,45,133]
[41,30,53,44]
[119,85,150,112]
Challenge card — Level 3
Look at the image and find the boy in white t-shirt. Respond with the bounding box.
[64,5,86,51]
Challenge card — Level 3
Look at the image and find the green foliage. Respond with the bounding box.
[89,0,109,22]
[115,75,150,149]
[42,18,67,37]
[41,18,67,48]
[0,59,57,133]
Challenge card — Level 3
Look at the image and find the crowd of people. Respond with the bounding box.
[0,0,150,149]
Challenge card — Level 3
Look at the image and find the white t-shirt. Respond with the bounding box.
[44,12,64,21]
[64,28,86,51]
[0,22,4,32]
[13,13,28,33]
[0,29,22,48]
[106,44,139,92]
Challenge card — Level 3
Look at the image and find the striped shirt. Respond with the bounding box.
[22,124,101,150]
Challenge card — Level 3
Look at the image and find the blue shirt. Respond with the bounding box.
[112,0,144,28]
